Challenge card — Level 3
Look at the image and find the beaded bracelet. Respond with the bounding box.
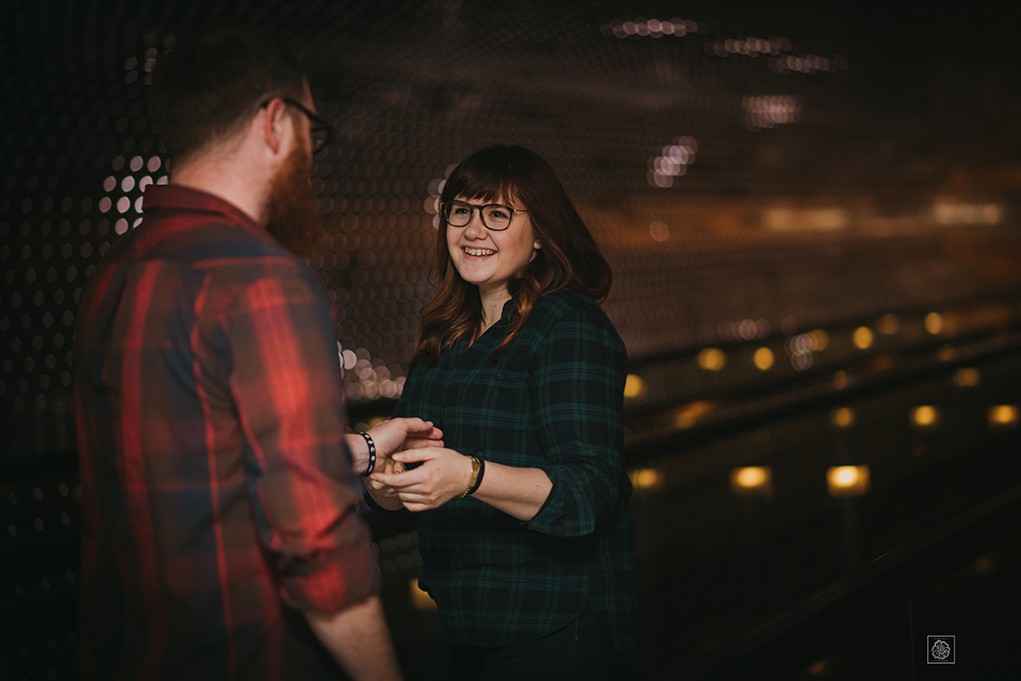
[358,431,376,477]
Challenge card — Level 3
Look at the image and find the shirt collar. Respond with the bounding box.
[500,296,517,320]
[141,184,264,236]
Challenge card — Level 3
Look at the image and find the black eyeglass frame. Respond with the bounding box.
[442,200,529,232]
[259,97,335,156]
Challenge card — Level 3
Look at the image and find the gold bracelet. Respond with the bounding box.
[459,455,481,498]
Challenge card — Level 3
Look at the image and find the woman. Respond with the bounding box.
[367,145,635,680]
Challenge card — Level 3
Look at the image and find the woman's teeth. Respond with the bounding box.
[464,247,495,256]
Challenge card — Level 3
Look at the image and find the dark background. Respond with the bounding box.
[5,0,1021,456]
[3,1,1021,679]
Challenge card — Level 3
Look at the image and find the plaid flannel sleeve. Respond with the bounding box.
[225,265,378,612]
[525,301,628,537]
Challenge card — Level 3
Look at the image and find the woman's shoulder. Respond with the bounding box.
[530,290,624,346]
[533,289,608,321]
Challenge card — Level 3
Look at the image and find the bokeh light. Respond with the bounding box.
[911,405,940,429]
[729,466,773,497]
[826,465,870,497]
[987,405,1019,429]
[831,407,856,428]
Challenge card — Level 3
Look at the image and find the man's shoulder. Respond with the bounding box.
[95,213,322,312]
[149,212,287,259]
[130,211,306,276]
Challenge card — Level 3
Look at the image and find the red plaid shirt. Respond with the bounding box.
[73,185,377,680]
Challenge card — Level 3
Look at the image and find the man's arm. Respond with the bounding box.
[305,595,403,681]
[224,268,397,676]
[343,418,444,475]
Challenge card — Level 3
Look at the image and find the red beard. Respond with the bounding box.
[264,142,329,258]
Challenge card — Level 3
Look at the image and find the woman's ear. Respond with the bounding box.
[533,238,542,250]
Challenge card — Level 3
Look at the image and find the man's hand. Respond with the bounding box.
[367,417,443,458]
[362,453,407,507]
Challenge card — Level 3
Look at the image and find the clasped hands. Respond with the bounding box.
[362,418,474,512]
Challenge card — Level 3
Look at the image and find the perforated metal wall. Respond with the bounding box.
[3,2,1021,454]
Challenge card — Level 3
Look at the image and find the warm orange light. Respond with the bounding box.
[753,347,774,370]
[809,329,830,351]
[826,465,870,497]
[832,370,848,390]
[954,367,980,387]
[988,405,1019,428]
[673,400,714,429]
[852,326,874,350]
[911,405,940,428]
[925,312,944,334]
[623,374,647,399]
[729,466,773,496]
[831,407,855,428]
[877,313,900,335]
[630,468,662,489]
[697,347,726,371]
[410,580,437,610]
[731,465,767,498]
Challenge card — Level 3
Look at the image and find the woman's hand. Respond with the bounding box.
[371,447,473,512]
[359,418,443,510]
[362,454,406,505]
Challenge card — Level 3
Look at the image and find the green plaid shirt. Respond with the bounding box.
[390,290,636,666]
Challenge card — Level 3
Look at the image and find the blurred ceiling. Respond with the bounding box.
[4,0,1021,202]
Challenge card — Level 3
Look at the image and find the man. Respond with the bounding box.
[73,26,438,680]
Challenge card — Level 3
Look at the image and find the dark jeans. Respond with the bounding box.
[449,610,622,681]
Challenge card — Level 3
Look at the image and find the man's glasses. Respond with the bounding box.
[260,97,335,156]
[442,200,528,231]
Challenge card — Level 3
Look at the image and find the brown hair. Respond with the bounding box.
[414,145,612,364]
[149,26,306,164]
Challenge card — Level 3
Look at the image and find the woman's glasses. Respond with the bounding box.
[442,200,528,231]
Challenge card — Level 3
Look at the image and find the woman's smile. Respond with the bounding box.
[447,194,540,298]
[462,246,496,258]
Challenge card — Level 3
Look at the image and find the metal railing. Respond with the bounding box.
[672,482,1021,679]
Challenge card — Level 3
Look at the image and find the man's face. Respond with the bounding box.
[264,82,328,258]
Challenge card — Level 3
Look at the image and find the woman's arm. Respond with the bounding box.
[472,460,552,521]
[378,448,552,520]
[524,300,628,536]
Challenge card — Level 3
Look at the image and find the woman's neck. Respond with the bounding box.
[478,285,511,335]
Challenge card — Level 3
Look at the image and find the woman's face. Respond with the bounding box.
[445,194,541,298]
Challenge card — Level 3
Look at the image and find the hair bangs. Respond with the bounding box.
[441,150,525,206]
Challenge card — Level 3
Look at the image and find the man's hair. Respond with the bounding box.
[149,26,306,164]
